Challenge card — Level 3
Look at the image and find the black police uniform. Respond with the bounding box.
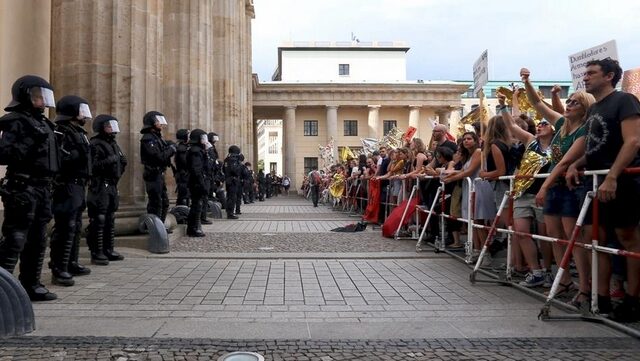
[186,129,211,236]
[223,146,242,219]
[0,75,60,301]
[257,170,266,201]
[265,173,272,198]
[235,154,247,214]
[140,111,176,222]
[86,115,127,265]
[174,129,190,207]
[50,95,93,286]
[243,165,255,204]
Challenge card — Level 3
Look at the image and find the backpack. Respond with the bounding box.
[310,171,321,186]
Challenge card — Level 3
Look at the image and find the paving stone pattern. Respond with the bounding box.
[171,232,418,253]
[35,258,541,318]
[1,337,638,360]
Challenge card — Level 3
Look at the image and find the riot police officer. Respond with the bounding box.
[49,95,93,286]
[86,115,127,265]
[140,111,176,224]
[186,129,212,236]
[223,145,242,219]
[0,75,60,301]
[243,162,255,204]
[235,154,247,215]
[257,169,266,201]
[174,129,190,206]
[208,132,226,205]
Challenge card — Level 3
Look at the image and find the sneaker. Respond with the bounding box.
[519,272,545,287]
[543,271,553,288]
[610,289,626,299]
[609,295,640,323]
[480,254,493,268]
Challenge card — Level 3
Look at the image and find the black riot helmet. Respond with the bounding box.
[189,128,207,144]
[55,95,92,123]
[5,75,55,112]
[228,145,241,155]
[93,114,120,134]
[176,129,190,142]
[208,132,219,143]
[141,110,168,133]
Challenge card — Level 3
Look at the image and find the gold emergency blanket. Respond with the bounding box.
[329,173,346,198]
[512,149,548,199]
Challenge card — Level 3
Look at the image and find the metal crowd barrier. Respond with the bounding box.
[406,167,640,338]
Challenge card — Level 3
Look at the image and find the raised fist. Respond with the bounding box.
[520,68,530,81]
[551,85,562,95]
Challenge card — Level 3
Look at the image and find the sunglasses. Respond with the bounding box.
[565,99,581,106]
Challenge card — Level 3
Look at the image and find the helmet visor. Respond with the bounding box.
[155,115,168,125]
[78,103,92,120]
[200,134,208,144]
[30,87,56,108]
[106,119,120,134]
[213,135,219,142]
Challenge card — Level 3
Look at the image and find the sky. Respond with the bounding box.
[251,0,640,82]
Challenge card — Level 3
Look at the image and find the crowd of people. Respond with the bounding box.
[303,58,640,323]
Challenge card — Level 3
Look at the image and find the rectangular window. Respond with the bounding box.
[268,131,279,154]
[304,120,318,136]
[343,120,358,136]
[270,162,277,173]
[383,120,397,135]
[304,157,318,175]
[339,64,350,76]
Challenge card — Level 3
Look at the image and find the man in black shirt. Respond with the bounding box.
[566,58,640,321]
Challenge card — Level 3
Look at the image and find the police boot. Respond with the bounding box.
[187,212,205,237]
[0,233,22,273]
[48,226,75,286]
[103,214,124,261]
[200,206,212,225]
[226,212,238,220]
[19,244,57,301]
[69,234,92,276]
[88,216,109,265]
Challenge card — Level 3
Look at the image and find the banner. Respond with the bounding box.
[622,67,640,101]
[473,50,488,96]
[403,126,417,142]
[568,40,618,91]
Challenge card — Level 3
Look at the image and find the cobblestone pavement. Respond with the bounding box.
[1,337,639,360]
[5,196,637,359]
[171,232,419,253]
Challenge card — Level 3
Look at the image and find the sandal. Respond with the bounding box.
[567,291,590,308]
[544,281,577,297]
[448,243,464,249]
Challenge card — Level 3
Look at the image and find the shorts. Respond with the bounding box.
[583,175,640,228]
[543,183,585,218]
[514,193,544,223]
[492,181,510,211]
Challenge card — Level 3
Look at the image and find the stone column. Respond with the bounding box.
[0,0,51,185]
[162,0,214,134]
[437,109,452,128]
[283,106,297,188]
[0,0,51,109]
[51,0,164,205]
[367,105,381,138]
[326,105,338,162]
[213,0,249,157]
[408,105,421,133]
[243,0,255,163]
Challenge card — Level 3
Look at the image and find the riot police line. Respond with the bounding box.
[0,75,257,302]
